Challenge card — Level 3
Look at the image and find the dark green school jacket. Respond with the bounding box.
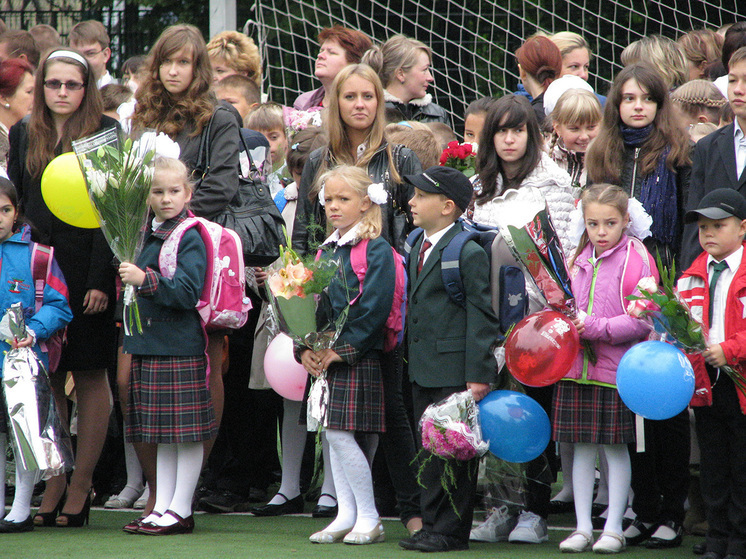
[407,224,500,388]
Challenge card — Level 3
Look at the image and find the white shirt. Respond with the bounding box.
[733,124,746,180]
[420,222,456,269]
[707,245,743,345]
[97,71,115,89]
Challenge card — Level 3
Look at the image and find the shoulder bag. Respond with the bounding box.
[193,110,285,267]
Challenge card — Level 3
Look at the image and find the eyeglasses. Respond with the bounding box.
[43,80,85,91]
[81,48,104,58]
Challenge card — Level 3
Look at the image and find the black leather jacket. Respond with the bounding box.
[292,142,422,255]
[384,100,452,128]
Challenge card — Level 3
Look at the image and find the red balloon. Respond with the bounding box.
[505,310,580,387]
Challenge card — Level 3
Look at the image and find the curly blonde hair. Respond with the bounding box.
[206,30,262,88]
[131,24,215,139]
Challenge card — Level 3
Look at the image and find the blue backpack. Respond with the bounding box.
[404,218,527,338]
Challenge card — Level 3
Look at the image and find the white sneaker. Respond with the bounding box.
[470,505,517,542]
[508,511,549,543]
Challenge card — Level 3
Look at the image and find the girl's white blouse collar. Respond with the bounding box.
[321,222,364,248]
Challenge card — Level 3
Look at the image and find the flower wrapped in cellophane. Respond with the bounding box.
[1,304,73,479]
[71,128,179,335]
[481,186,593,364]
[417,390,489,515]
[265,232,347,430]
[627,256,746,396]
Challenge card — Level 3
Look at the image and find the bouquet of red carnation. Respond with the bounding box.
[439,141,477,178]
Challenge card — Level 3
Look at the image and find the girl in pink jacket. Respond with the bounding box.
[553,184,655,554]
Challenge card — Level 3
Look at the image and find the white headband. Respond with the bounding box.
[47,50,89,70]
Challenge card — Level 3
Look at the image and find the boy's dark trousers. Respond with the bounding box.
[693,373,746,557]
[412,383,478,543]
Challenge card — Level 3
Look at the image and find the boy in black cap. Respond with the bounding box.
[399,166,499,552]
[677,188,746,559]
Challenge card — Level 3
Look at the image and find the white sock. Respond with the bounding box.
[325,429,379,534]
[116,440,144,502]
[601,444,630,536]
[143,444,177,524]
[595,447,610,505]
[0,434,6,519]
[317,432,336,507]
[572,443,598,535]
[5,461,36,522]
[155,442,202,525]
[268,399,305,506]
[553,442,574,502]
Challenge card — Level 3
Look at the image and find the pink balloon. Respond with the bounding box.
[264,333,309,401]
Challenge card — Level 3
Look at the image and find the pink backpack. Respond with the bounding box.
[159,214,252,333]
[317,239,407,353]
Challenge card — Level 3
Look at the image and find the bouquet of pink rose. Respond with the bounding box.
[417,390,489,515]
[626,257,746,396]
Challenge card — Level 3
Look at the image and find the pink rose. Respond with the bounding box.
[637,276,658,294]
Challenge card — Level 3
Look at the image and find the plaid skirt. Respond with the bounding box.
[552,380,635,445]
[126,354,218,444]
[324,357,385,433]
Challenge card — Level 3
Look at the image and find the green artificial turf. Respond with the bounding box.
[1,509,704,559]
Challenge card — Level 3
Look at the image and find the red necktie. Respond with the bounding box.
[417,239,432,274]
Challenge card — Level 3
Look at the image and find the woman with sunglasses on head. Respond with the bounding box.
[7,47,119,528]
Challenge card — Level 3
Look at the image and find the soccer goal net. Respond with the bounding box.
[248,0,738,132]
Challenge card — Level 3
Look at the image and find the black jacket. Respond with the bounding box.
[291,143,422,255]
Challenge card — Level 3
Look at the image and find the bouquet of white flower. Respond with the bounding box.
[71,128,180,334]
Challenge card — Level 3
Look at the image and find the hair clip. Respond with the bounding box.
[291,143,299,151]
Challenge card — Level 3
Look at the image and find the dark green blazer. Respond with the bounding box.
[407,223,500,388]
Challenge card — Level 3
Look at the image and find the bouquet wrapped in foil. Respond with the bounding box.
[1,303,73,478]
[265,237,348,430]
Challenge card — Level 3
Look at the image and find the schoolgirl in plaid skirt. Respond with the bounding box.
[119,157,216,536]
[299,166,395,545]
[553,185,655,553]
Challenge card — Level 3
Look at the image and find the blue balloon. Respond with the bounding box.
[478,390,550,463]
[617,340,695,420]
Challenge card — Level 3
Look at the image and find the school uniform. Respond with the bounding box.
[316,226,395,433]
[407,222,500,543]
[678,244,746,557]
[124,211,217,444]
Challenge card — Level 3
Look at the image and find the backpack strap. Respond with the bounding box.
[31,242,53,313]
[403,227,424,271]
[348,239,370,305]
[158,217,200,280]
[620,237,657,306]
[441,228,482,308]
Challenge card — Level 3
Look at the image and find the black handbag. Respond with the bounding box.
[194,111,285,267]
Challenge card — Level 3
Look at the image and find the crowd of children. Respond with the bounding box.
[0,13,746,559]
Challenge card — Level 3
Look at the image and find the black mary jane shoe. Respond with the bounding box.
[312,494,338,518]
[645,520,684,549]
[625,518,659,546]
[0,516,34,533]
[249,493,304,517]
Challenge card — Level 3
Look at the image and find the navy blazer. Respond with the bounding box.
[681,123,746,268]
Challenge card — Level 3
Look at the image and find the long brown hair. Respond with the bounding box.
[310,64,399,198]
[27,48,103,178]
[585,63,690,185]
[131,24,215,138]
[475,94,543,203]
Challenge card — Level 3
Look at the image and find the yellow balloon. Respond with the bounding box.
[41,152,99,229]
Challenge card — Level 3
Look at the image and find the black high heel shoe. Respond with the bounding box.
[33,490,66,527]
[56,490,92,528]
